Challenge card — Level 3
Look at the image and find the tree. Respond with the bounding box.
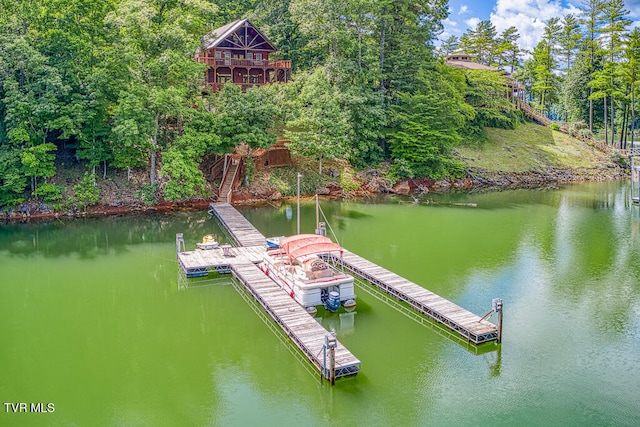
[208,83,278,153]
[580,0,606,131]
[374,0,448,95]
[623,28,640,146]
[106,0,217,185]
[463,69,517,130]
[285,68,350,174]
[459,20,498,66]
[531,40,558,113]
[558,13,583,70]
[388,66,471,179]
[0,147,27,207]
[0,34,70,147]
[20,143,57,192]
[438,35,459,58]
[289,0,356,63]
[495,27,523,73]
[563,51,595,124]
[599,0,631,145]
[250,0,313,71]
[160,109,220,201]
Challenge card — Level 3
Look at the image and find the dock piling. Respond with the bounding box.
[324,332,337,385]
[176,233,185,256]
[493,298,503,343]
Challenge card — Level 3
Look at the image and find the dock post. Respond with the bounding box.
[324,332,337,385]
[493,298,503,343]
[176,233,185,257]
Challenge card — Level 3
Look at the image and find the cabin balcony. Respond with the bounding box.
[196,56,292,71]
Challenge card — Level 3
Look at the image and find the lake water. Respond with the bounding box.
[1,181,639,426]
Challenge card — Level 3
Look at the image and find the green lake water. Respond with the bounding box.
[1,181,639,426]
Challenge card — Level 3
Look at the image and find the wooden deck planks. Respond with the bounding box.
[332,249,498,344]
[231,262,360,378]
[209,203,267,247]
[179,202,498,385]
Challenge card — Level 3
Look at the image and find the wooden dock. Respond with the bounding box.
[323,250,499,344]
[178,202,360,382]
[231,262,360,380]
[178,202,501,382]
[208,203,266,247]
[177,246,361,381]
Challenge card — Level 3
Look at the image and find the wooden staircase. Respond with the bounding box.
[516,100,568,134]
[217,155,243,204]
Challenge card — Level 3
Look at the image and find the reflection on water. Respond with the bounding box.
[2,181,640,426]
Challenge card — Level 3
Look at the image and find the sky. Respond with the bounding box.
[440,0,640,52]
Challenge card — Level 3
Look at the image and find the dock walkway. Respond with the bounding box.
[178,202,360,381]
[208,203,265,247]
[231,262,360,379]
[178,203,500,382]
[176,246,361,380]
[324,250,498,344]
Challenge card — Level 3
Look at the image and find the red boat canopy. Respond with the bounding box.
[279,234,343,260]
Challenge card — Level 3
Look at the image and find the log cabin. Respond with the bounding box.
[195,19,291,92]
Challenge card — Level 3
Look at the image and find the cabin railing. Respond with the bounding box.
[195,57,292,70]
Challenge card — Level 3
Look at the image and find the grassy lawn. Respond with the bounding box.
[456,122,609,172]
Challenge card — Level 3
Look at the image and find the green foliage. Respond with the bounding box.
[2,0,638,209]
[388,158,415,181]
[208,84,277,152]
[135,183,159,206]
[72,173,100,210]
[388,67,469,179]
[459,20,498,66]
[268,167,325,197]
[0,147,27,207]
[339,169,361,193]
[550,123,560,131]
[0,34,70,147]
[160,107,219,201]
[285,68,350,174]
[33,183,65,207]
[461,68,519,132]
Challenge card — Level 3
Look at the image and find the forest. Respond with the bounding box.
[0,0,638,210]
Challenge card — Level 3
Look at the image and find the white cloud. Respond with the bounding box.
[465,17,481,29]
[443,17,458,28]
[490,0,581,53]
[459,5,468,15]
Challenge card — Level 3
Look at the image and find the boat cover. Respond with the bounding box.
[280,234,343,260]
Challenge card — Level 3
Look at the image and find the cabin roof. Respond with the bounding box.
[201,19,277,52]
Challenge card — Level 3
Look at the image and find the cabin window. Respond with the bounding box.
[255,53,262,61]
[215,51,221,59]
[249,74,260,84]
[247,52,253,60]
[217,73,231,84]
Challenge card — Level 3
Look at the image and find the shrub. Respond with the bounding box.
[135,182,159,206]
[33,183,65,206]
[72,173,100,211]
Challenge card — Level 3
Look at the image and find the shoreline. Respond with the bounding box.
[3,166,628,224]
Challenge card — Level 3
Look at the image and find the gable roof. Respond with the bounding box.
[201,19,277,52]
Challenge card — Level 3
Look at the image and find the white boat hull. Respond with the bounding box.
[260,251,356,310]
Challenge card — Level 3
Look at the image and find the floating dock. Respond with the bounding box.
[208,203,266,247]
[178,204,360,382]
[177,203,501,381]
[322,250,498,344]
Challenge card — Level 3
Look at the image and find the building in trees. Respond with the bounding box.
[195,19,291,91]
[446,52,525,106]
